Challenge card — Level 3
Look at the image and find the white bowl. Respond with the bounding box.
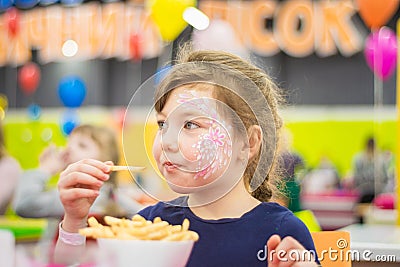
[97,238,194,267]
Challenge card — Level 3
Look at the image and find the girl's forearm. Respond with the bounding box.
[54,218,87,264]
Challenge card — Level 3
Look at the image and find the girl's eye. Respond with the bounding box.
[157,120,167,130]
[184,121,200,130]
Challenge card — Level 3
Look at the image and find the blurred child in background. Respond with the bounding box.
[13,124,143,218]
[0,121,22,215]
[274,128,305,212]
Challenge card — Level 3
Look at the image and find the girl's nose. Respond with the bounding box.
[161,128,179,152]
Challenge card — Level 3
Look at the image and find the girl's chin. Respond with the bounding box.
[165,179,205,194]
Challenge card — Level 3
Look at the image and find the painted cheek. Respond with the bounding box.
[194,126,232,180]
[179,134,202,162]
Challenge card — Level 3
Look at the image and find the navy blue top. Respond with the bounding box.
[139,197,318,267]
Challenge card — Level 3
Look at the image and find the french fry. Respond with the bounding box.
[79,214,199,242]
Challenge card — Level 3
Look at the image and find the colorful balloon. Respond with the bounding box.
[155,64,172,85]
[149,0,196,42]
[356,0,400,29]
[129,33,142,62]
[18,62,41,95]
[115,107,126,131]
[0,0,14,11]
[58,76,87,108]
[14,0,39,9]
[61,109,79,136]
[27,103,41,121]
[60,0,82,6]
[39,0,59,6]
[5,7,19,37]
[364,27,397,80]
[192,19,248,58]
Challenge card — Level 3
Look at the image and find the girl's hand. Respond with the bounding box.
[39,144,68,176]
[58,159,112,232]
[267,234,318,267]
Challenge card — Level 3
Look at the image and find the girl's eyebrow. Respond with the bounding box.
[181,110,206,118]
[156,111,167,117]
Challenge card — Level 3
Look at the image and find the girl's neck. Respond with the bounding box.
[188,181,261,220]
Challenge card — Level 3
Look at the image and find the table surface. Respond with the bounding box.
[340,224,400,263]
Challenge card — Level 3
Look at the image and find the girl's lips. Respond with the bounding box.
[163,162,180,172]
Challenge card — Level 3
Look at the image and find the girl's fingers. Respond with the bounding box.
[292,262,318,267]
[58,171,106,190]
[104,161,114,166]
[59,187,100,201]
[267,234,281,252]
[76,159,111,173]
[268,236,317,267]
[267,235,282,267]
[61,159,111,181]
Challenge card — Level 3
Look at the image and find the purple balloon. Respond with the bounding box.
[364,27,397,80]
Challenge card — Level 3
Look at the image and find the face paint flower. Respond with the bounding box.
[204,126,226,147]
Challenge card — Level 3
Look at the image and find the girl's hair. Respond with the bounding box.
[154,45,284,202]
[71,124,119,163]
[71,124,120,182]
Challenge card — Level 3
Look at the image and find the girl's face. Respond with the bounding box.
[65,132,101,164]
[153,86,244,194]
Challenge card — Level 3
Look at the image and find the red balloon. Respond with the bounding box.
[129,33,142,62]
[5,7,19,37]
[18,62,41,95]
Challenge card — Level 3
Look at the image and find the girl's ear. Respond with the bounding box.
[247,125,262,161]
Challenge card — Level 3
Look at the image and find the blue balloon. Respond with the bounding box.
[27,103,41,120]
[0,0,13,11]
[14,0,39,9]
[58,76,87,108]
[60,0,82,6]
[155,65,172,85]
[61,109,79,136]
[39,0,58,5]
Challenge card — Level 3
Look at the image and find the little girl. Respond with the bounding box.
[56,48,319,266]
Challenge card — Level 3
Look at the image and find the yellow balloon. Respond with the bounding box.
[0,108,4,120]
[148,0,197,42]
[0,94,8,110]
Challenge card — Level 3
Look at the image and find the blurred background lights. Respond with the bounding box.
[183,7,209,31]
[62,39,78,57]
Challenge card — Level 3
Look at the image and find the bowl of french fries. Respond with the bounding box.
[79,214,199,267]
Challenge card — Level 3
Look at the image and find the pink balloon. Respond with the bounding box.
[364,27,397,80]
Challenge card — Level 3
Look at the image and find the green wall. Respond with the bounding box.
[286,120,396,177]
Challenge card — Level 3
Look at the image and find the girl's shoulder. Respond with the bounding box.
[254,202,305,228]
[137,197,187,224]
[257,201,293,215]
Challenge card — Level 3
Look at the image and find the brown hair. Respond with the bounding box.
[154,46,284,202]
[71,124,120,182]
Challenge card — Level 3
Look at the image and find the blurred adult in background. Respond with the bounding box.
[352,137,391,203]
[0,121,22,215]
[301,156,340,194]
[12,124,143,218]
[274,128,305,212]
